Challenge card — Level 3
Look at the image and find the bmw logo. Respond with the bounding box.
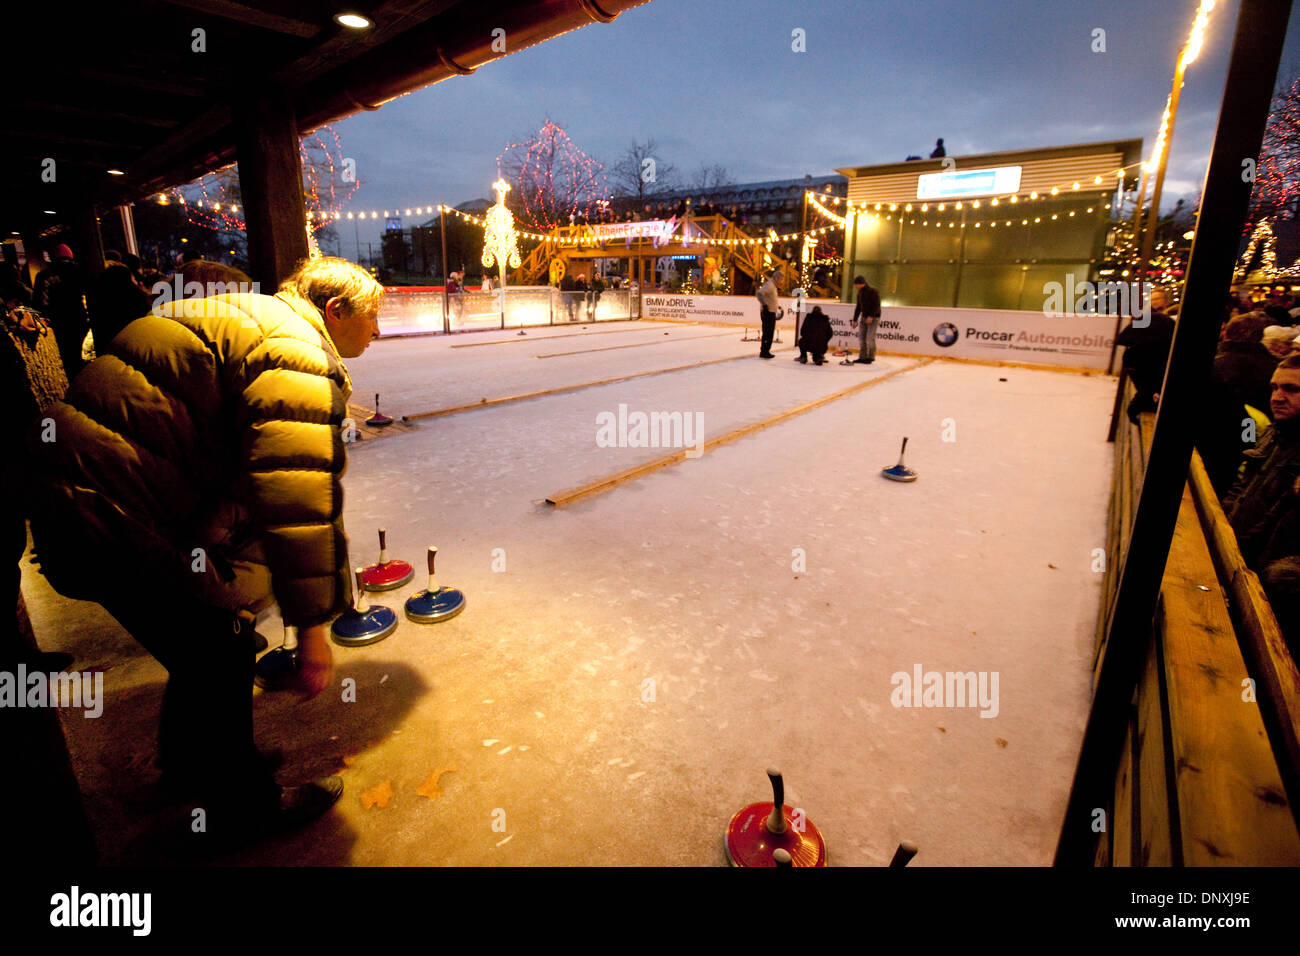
[932,322,959,347]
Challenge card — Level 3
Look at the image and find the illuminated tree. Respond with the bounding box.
[1248,74,1300,229]
[497,120,608,230]
[165,124,357,247]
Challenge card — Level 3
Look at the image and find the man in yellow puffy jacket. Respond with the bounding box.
[30,256,383,838]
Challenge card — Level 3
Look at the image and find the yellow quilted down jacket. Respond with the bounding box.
[32,291,354,627]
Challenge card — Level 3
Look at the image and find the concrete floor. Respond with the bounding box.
[21,320,1115,865]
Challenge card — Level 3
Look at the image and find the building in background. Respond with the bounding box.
[608,174,847,232]
[836,140,1142,309]
[382,198,492,280]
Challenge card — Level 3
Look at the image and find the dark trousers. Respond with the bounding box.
[4,501,25,661]
[4,501,97,863]
[760,309,777,355]
[799,345,826,364]
[97,584,276,806]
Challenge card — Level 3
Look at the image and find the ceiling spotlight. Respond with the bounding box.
[106,168,125,176]
[334,11,373,29]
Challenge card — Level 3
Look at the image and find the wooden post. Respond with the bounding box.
[1055,0,1292,866]
[1139,62,1189,274]
[953,203,974,308]
[439,209,450,334]
[844,206,859,303]
[117,204,139,257]
[800,190,808,250]
[235,94,309,290]
[1106,365,1130,443]
[1129,167,1148,256]
[77,203,107,275]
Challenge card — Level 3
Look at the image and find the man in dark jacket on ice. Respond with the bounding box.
[796,306,833,365]
[850,276,881,364]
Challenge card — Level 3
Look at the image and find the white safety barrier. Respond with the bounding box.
[639,293,1117,370]
[377,287,640,336]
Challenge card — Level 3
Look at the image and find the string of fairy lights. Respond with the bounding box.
[150,132,1217,279]
[807,165,1134,230]
[153,171,1126,261]
[158,125,359,238]
[1147,0,1216,179]
[436,203,835,246]
[430,161,1128,251]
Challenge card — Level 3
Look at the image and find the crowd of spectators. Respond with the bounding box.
[3,243,254,665]
[571,198,744,227]
[1117,283,1300,660]
[8,247,383,845]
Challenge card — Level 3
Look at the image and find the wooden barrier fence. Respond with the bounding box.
[1083,390,1300,865]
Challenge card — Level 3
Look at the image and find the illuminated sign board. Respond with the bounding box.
[590,219,674,241]
[916,166,1023,200]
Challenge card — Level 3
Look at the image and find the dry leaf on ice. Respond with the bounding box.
[360,780,394,809]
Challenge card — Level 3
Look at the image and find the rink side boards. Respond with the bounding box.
[1084,385,1300,865]
[638,294,1116,371]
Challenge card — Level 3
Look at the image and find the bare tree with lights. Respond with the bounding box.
[609,139,678,208]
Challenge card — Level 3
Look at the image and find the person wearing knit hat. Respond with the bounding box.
[32,244,88,377]
[1263,325,1300,359]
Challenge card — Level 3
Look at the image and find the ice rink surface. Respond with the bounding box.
[23,320,1116,865]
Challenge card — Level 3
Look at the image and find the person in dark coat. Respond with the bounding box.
[589,273,605,321]
[1214,313,1278,414]
[850,275,882,364]
[796,306,833,365]
[1224,354,1300,660]
[32,244,88,380]
[1116,309,1176,423]
[85,263,151,357]
[1198,313,1284,494]
[560,272,577,321]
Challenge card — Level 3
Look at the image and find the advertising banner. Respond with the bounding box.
[639,293,778,325]
[639,294,1116,369]
[820,304,1115,369]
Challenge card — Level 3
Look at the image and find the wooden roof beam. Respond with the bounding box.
[11,102,181,130]
[76,69,207,98]
[156,0,322,37]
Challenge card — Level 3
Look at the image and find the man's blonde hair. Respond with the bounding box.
[279,257,384,320]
